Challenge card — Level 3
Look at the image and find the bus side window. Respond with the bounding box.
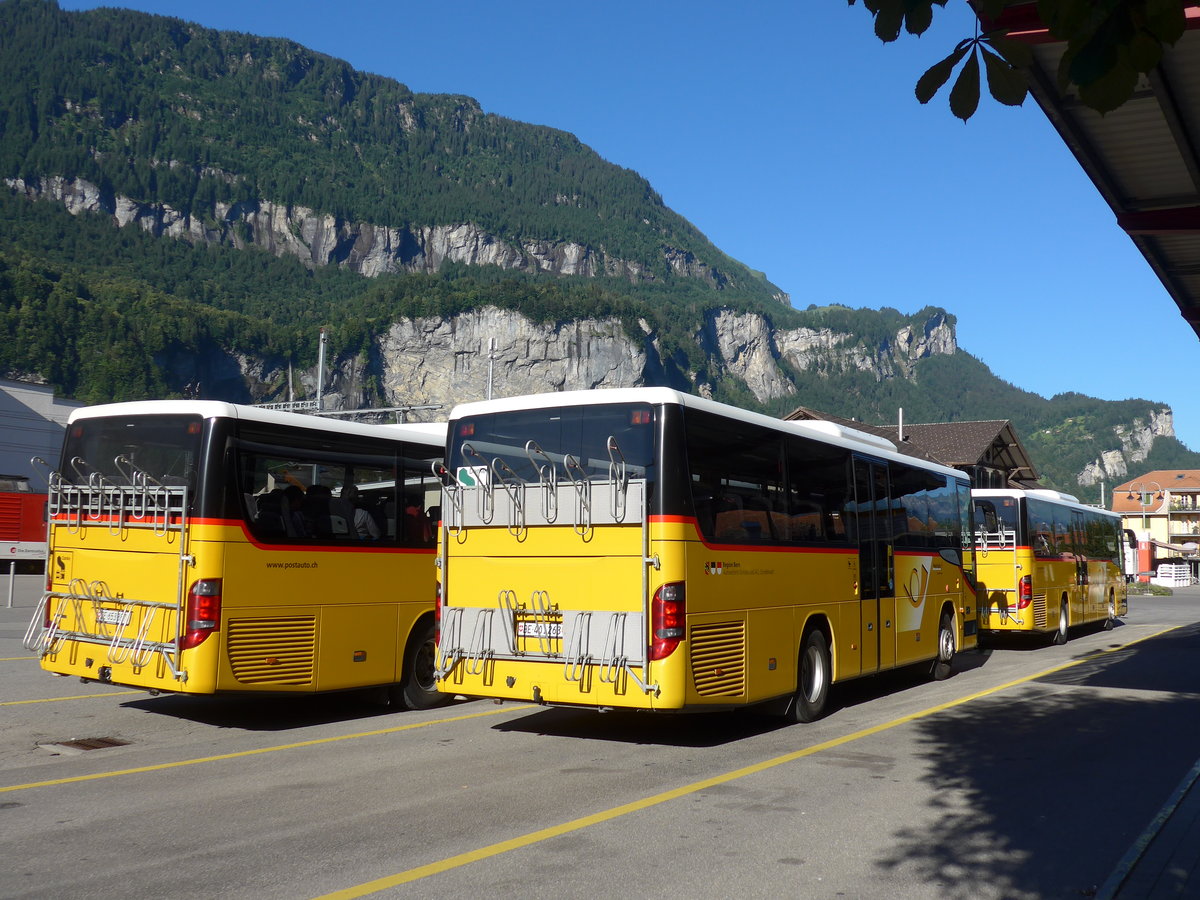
[784,434,854,545]
[714,493,746,541]
[253,490,289,536]
[789,501,824,541]
[683,410,783,544]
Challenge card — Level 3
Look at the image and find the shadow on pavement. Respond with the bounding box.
[117,688,469,731]
[870,621,1200,899]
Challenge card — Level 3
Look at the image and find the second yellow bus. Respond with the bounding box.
[435,388,978,721]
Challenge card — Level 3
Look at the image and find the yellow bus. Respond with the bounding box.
[24,400,447,708]
[972,488,1129,644]
[434,388,978,721]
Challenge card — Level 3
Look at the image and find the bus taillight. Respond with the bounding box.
[650,582,686,660]
[1017,575,1032,610]
[180,578,222,650]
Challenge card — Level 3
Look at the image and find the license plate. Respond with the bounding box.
[96,608,132,627]
[516,620,562,639]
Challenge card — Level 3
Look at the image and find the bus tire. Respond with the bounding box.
[931,612,955,681]
[394,619,446,710]
[788,629,831,723]
[1051,601,1069,646]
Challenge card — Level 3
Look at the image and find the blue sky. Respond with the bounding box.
[59,0,1200,454]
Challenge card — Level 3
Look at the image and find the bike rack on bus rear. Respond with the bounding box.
[434,436,658,695]
[24,464,193,684]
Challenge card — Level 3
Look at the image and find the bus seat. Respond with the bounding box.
[692,491,716,539]
[253,491,288,536]
[328,498,355,537]
[769,510,791,541]
[790,512,823,541]
[737,508,773,541]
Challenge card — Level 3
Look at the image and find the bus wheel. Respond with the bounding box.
[394,620,446,710]
[788,629,831,723]
[931,613,955,681]
[1051,602,1069,646]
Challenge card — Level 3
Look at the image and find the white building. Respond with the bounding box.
[0,378,86,480]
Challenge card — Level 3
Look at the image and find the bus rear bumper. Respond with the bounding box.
[438,658,683,711]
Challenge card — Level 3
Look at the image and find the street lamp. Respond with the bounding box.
[1127,480,1163,532]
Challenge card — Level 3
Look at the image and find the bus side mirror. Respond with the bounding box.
[938,547,962,568]
[1124,529,1137,549]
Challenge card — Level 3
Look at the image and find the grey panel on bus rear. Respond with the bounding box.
[440,605,647,667]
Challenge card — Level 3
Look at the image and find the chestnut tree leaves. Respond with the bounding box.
[848,0,1189,120]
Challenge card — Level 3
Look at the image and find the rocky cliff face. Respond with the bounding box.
[319,305,957,413]
[705,308,958,404]
[374,309,649,408]
[179,305,959,413]
[1076,409,1176,486]
[5,175,774,296]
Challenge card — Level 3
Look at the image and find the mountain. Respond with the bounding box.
[1,0,1196,504]
[0,0,782,300]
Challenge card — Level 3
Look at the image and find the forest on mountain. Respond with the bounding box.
[0,0,778,299]
[1,0,1196,504]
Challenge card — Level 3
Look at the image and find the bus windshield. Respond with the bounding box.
[61,414,204,489]
[449,403,656,485]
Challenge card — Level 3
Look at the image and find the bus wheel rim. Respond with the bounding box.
[414,640,437,691]
[802,648,824,702]
[939,622,955,661]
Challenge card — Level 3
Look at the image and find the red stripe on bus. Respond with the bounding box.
[650,514,858,554]
[51,514,434,555]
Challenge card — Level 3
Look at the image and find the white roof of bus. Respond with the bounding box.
[377,421,448,442]
[973,488,1121,520]
[449,388,966,480]
[68,400,446,448]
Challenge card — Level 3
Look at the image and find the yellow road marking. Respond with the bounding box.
[316,625,1180,899]
[1,690,144,706]
[0,656,38,661]
[0,704,531,794]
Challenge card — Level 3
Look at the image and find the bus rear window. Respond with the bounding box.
[62,415,204,490]
[449,403,655,485]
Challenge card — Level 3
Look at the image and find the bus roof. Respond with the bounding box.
[377,421,448,442]
[68,400,446,448]
[449,388,968,481]
[973,487,1121,520]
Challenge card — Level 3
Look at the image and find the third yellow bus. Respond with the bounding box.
[973,488,1129,643]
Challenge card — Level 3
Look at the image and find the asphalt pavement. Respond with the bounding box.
[1097,588,1200,900]
[5,573,1200,897]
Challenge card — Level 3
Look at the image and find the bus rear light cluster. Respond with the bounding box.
[179,578,222,650]
[1017,574,1032,610]
[650,582,685,661]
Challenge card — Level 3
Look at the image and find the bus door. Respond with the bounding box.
[853,457,895,673]
[1070,509,1092,619]
[1075,511,1094,624]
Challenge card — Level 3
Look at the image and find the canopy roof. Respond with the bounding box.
[984,2,1200,337]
